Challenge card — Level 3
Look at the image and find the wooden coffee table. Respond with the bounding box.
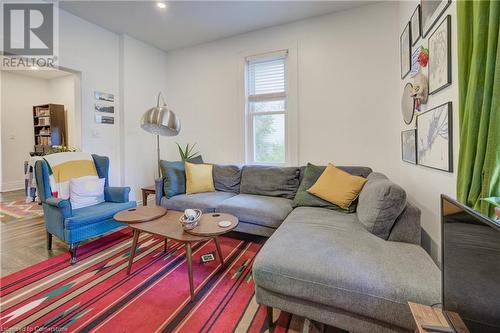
[114,207,239,302]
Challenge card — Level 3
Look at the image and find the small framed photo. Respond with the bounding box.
[200,252,215,263]
[401,129,417,164]
[417,102,453,172]
[428,15,451,94]
[400,22,412,79]
[410,5,421,46]
[421,0,451,38]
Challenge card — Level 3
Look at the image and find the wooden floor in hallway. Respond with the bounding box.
[0,190,67,277]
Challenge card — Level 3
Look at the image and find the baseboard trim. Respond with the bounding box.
[0,180,25,193]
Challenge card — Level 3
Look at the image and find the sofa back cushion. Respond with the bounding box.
[357,172,407,239]
[294,164,372,213]
[240,165,300,199]
[160,155,204,198]
[213,164,241,193]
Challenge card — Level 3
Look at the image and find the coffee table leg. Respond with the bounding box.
[164,238,168,252]
[127,229,140,275]
[214,237,224,266]
[185,242,195,302]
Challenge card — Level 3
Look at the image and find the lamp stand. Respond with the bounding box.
[156,134,161,179]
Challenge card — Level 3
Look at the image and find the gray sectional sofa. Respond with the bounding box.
[155,164,440,333]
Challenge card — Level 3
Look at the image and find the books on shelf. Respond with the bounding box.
[36,136,51,145]
[35,107,50,116]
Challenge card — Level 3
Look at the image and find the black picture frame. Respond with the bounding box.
[411,5,422,46]
[428,15,452,95]
[416,102,453,172]
[421,0,451,38]
[401,129,417,164]
[400,22,412,79]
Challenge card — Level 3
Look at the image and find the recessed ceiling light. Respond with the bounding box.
[156,2,167,9]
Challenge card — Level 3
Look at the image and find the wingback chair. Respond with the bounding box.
[35,154,136,264]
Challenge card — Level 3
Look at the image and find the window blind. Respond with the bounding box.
[247,53,287,102]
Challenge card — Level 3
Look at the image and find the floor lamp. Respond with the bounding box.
[140,92,181,178]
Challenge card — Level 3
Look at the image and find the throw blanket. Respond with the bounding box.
[43,152,98,199]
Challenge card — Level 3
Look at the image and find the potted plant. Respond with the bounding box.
[176,143,200,161]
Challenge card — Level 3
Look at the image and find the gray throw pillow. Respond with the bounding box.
[239,165,300,199]
[160,155,204,198]
[213,164,241,193]
[357,172,407,239]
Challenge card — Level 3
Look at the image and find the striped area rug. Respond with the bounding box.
[0,229,338,333]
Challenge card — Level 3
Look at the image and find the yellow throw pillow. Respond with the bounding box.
[185,162,215,194]
[307,163,367,210]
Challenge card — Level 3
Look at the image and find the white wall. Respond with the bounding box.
[0,72,51,191]
[120,35,168,200]
[57,10,122,186]
[164,2,401,168]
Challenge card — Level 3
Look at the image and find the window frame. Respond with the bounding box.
[243,48,297,166]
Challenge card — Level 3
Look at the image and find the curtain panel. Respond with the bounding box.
[457,0,500,217]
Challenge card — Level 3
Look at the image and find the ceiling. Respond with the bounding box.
[59,1,374,52]
[2,69,73,80]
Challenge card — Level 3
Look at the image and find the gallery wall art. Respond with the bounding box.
[401,129,417,164]
[416,102,453,172]
[428,15,451,94]
[421,0,451,37]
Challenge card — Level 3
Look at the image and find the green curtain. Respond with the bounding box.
[457,0,500,217]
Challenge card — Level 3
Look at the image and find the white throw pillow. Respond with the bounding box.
[70,177,105,209]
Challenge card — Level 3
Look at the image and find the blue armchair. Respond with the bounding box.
[35,154,137,264]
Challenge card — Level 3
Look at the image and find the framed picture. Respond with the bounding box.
[400,22,411,79]
[401,129,417,164]
[421,0,451,37]
[417,102,453,172]
[95,103,115,113]
[428,15,451,94]
[410,5,421,46]
[94,91,114,102]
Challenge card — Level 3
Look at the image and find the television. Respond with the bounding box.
[441,195,500,333]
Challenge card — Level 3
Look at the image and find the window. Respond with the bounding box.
[245,51,288,164]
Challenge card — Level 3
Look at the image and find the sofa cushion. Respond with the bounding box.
[160,191,235,213]
[216,193,293,228]
[185,162,215,194]
[65,201,136,230]
[357,172,407,240]
[160,155,204,198]
[213,164,241,193]
[240,165,300,199]
[294,164,372,213]
[252,206,440,330]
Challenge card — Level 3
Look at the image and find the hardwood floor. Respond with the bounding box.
[0,190,67,277]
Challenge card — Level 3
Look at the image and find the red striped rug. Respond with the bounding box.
[0,229,341,333]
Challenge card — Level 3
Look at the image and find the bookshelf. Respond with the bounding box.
[32,104,66,155]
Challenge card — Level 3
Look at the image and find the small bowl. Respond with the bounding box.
[179,209,202,230]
